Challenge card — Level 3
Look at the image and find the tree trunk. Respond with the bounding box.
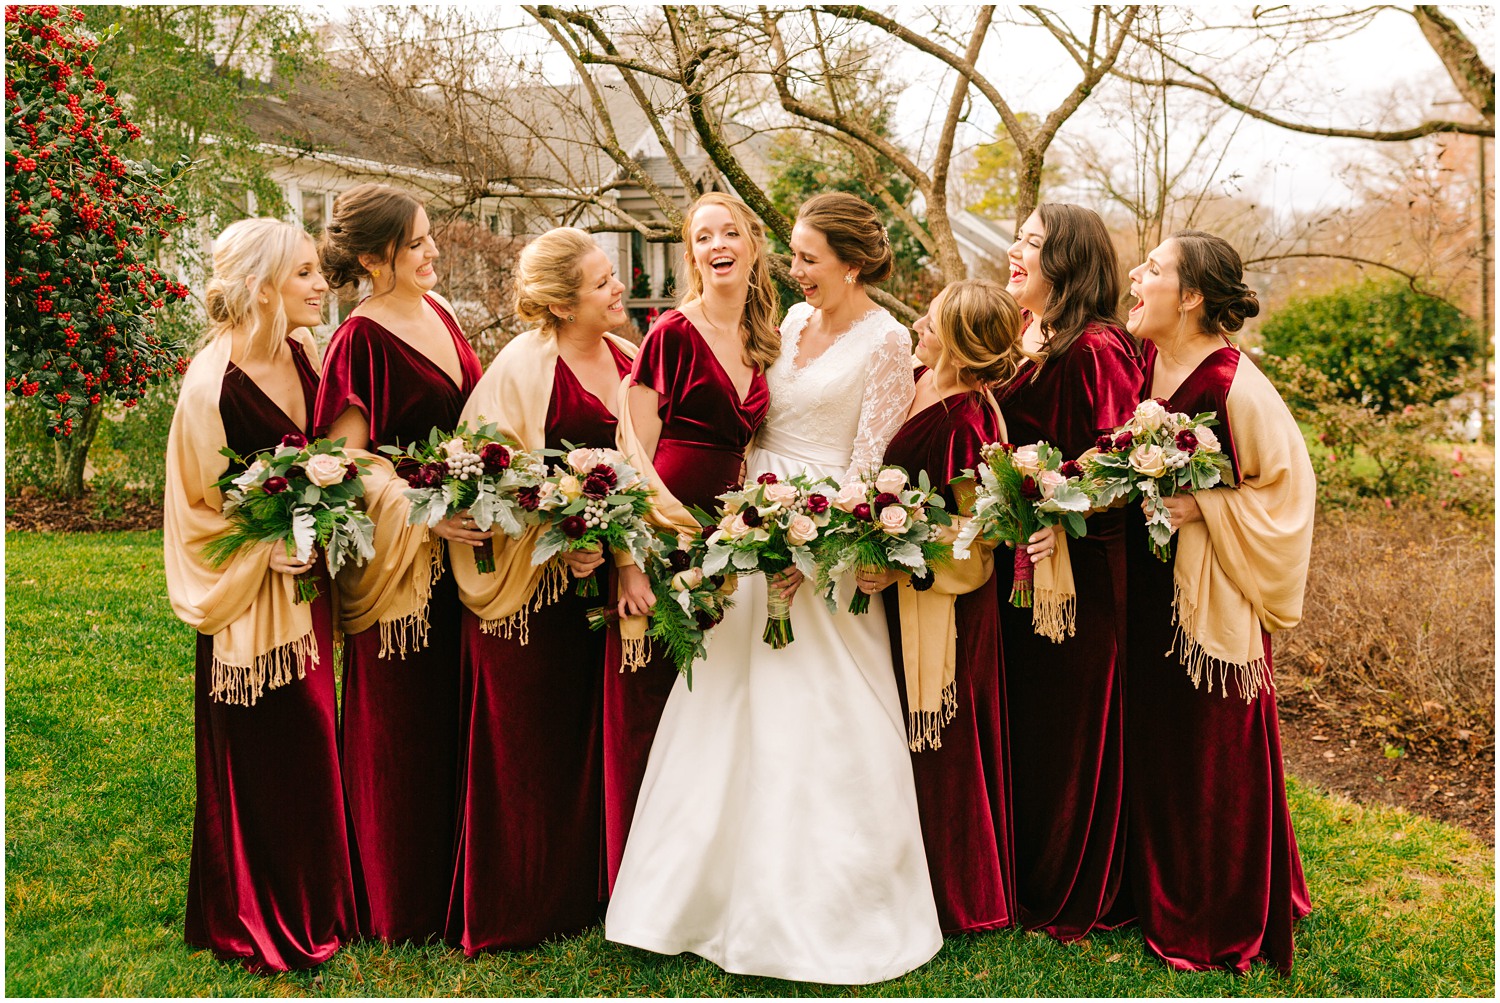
[53,403,105,499]
[1014,152,1046,232]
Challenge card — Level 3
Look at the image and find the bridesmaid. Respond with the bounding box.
[445,228,635,952]
[858,278,1033,934]
[314,183,483,943]
[163,218,356,970]
[994,203,1141,939]
[1122,230,1314,973]
[606,192,776,891]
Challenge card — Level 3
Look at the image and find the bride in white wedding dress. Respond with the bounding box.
[605,194,942,984]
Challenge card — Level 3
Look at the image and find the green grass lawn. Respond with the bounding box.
[6,530,1495,997]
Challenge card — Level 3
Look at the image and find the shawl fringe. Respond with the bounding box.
[617,622,650,672]
[1171,580,1272,702]
[477,559,568,644]
[906,678,958,752]
[210,630,316,706]
[375,540,446,659]
[1031,588,1077,643]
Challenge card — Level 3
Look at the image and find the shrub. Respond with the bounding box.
[1260,280,1478,410]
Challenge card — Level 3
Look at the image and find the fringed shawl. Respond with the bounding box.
[450,328,639,640]
[163,328,321,706]
[1171,356,1316,700]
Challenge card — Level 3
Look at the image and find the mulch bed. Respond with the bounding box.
[5,490,1494,844]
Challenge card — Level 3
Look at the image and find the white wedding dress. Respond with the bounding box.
[605,302,942,984]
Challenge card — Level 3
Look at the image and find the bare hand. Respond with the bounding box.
[1025,524,1059,564]
[562,544,605,579]
[1157,493,1203,530]
[854,567,904,595]
[269,544,316,576]
[430,510,494,547]
[617,563,657,619]
[768,566,804,601]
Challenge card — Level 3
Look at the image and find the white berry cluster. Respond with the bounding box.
[445,450,484,481]
[582,499,610,529]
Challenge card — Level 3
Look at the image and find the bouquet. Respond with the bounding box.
[386,422,544,573]
[586,535,736,689]
[814,465,953,615]
[954,441,1092,607]
[699,472,832,648]
[1080,398,1233,561]
[203,433,376,603]
[528,445,658,596]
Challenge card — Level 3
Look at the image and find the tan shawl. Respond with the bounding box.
[1171,356,1316,700]
[450,328,639,642]
[163,327,322,706]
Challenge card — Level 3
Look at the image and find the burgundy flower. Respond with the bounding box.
[582,473,612,499]
[588,463,618,488]
[405,473,423,489]
[806,493,829,515]
[700,524,717,541]
[873,491,900,511]
[853,502,873,521]
[1153,397,1171,409]
[1019,476,1041,501]
[694,608,722,631]
[1112,431,1134,452]
[1175,429,1199,453]
[516,485,541,511]
[756,471,778,485]
[344,462,359,482]
[281,432,307,448]
[997,442,1015,453]
[480,442,511,473]
[1095,434,1114,453]
[741,507,763,528]
[284,464,306,482]
[263,476,289,494]
[1059,460,1084,479]
[420,461,446,488]
[667,549,693,573]
[560,515,587,539]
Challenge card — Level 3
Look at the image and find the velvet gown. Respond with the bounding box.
[603,309,769,892]
[1123,342,1311,973]
[313,295,483,943]
[880,382,1015,934]
[446,342,632,953]
[185,340,358,971]
[991,322,1141,939]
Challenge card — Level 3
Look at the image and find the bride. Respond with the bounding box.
[605,193,942,984]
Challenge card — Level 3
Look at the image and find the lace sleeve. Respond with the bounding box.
[845,322,916,481]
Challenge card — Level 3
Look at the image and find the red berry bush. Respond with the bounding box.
[5,4,191,437]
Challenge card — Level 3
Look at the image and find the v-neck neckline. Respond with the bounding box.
[1150,341,1238,406]
[226,341,311,433]
[557,341,631,419]
[681,312,758,409]
[356,296,468,392]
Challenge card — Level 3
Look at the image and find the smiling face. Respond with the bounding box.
[687,202,751,294]
[372,204,439,296]
[1126,239,1188,342]
[1006,212,1052,315]
[277,236,329,329]
[912,290,945,370]
[562,248,627,334]
[789,220,856,310]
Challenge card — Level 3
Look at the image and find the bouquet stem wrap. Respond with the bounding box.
[763,586,794,648]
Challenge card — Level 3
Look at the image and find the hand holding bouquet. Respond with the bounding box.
[954,440,1091,608]
[815,465,953,615]
[1080,399,1232,561]
[204,433,376,603]
[699,472,832,648]
[529,445,658,596]
[386,422,545,573]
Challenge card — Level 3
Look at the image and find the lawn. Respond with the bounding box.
[6,530,1495,997]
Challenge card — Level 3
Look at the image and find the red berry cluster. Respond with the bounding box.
[5,4,191,436]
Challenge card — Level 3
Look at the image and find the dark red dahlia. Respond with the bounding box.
[853,502,873,521]
[560,515,587,539]
[480,442,512,473]
[1175,429,1199,453]
[516,485,541,511]
[281,432,307,448]
[806,493,829,514]
[1019,476,1041,501]
[1059,460,1084,479]
[264,476,289,494]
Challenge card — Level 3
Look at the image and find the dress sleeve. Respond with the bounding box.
[630,321,678,400]
[1076,327,1145,442]
[313,322,372,437]
[940,411,989,510]
[846,323,917,481]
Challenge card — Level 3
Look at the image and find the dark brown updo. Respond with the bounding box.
[795,192,894,284]
[1169,229,1261,334]
[318,183,423,290]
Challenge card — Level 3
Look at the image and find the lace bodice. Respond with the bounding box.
[756,302,916,481]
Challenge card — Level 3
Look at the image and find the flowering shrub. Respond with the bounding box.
[5,4,191,437]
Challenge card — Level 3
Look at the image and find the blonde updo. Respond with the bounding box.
[318,183,423,290]
[931,279,1028,388]
[513,227,600,335]
[203,217,311,358]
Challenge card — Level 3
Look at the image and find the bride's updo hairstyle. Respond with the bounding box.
[1169,229,1261,335]
[796,192,894,284]
[932,278,1028,388]
[679,192,780,372]
[513,227,599,335]
[203,217,309,358]
[318,183,423,290]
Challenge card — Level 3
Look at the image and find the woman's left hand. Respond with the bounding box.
[1157,493,1203,529]
[854,567,904,595]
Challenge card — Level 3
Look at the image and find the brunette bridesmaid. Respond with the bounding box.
[445,228,635,952]
[995,203,1142,939]
[314,184,483,943]
[605,192,776,892]
[859,279,1032,934]
[164,218,356,970]
[1121,230,1314,973]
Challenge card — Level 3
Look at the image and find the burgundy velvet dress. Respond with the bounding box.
[446,343,632,953]
[1123,342,1311,973]
[603,309,769,892]
[880,380,1015,934]
[313,295,483,943]
[185,340,357,971]
[991,321,1142,940]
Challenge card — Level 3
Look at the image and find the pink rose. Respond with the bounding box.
[878,504,909,534]
[763,481,798,507]
[833,481,868,512]
[1193,425,1221,452]
[787,513,818,545]
[304,453,348,487]
[1128,444,1167,478]
[1012,445,1042,476]
[1038,469,1067,499]
[873,468,907,494]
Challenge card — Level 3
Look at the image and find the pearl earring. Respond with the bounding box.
[567,314,576,323]
[843,273,855,285]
